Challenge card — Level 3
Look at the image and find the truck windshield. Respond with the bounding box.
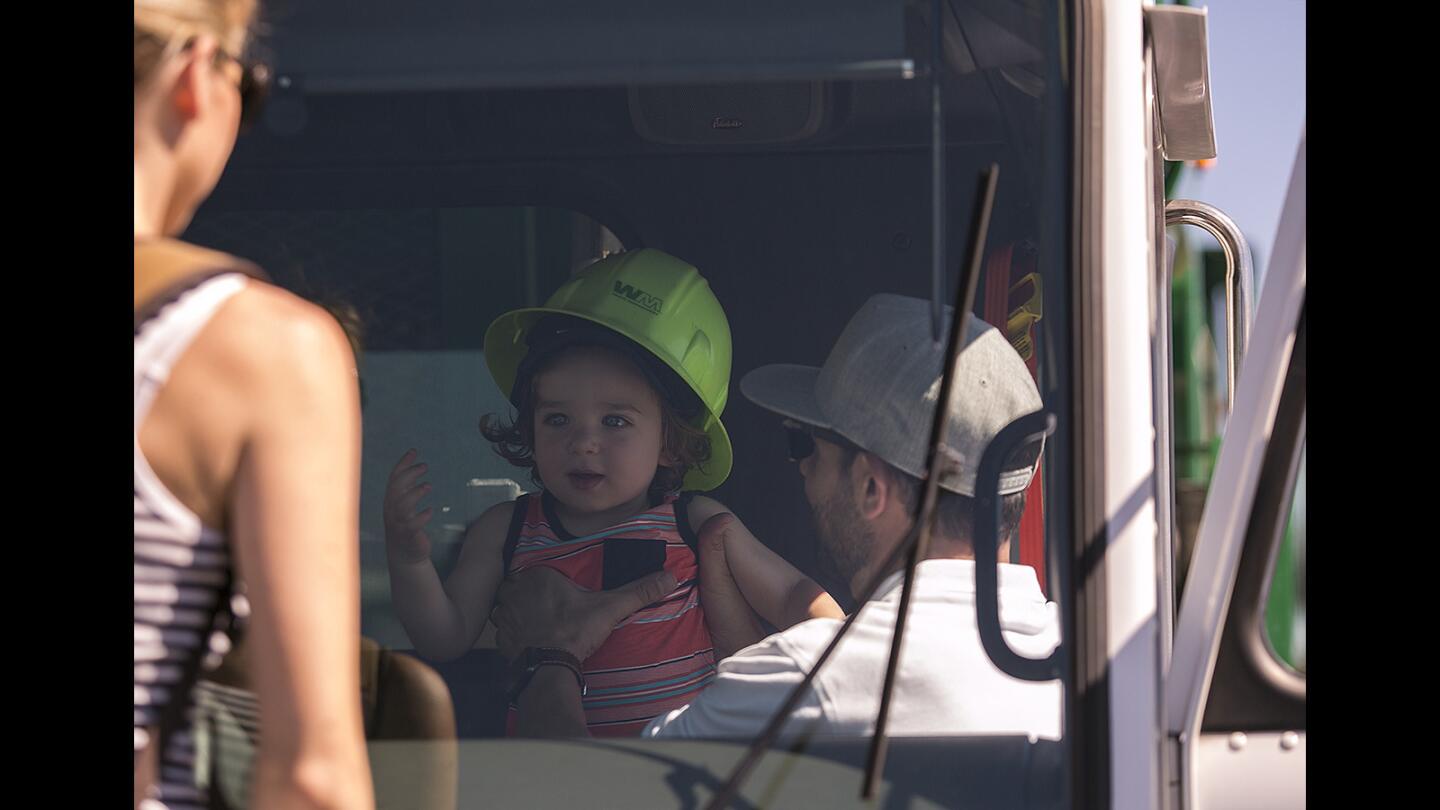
[184,1,1077,806]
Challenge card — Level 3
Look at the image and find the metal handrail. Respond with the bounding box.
[973,410,1060,681]
[1164,200,1254,411]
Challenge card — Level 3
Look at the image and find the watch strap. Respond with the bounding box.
[507,647,586,705]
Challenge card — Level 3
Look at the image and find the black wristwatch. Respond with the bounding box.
[507,647,587,705]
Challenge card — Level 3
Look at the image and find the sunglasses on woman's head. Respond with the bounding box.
[137,30,271,129]
[212,47,271,129]
[150,33,272,128]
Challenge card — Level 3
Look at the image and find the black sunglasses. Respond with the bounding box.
[784,423,858,462]
[213,47,271,129]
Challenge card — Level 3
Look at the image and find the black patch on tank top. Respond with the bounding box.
[601,538,667,590]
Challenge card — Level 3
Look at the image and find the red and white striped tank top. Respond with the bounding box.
[502,490,717,737]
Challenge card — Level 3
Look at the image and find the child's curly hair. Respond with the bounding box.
[480,343,712,501]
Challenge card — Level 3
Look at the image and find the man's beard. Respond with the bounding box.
[810,479,875,596]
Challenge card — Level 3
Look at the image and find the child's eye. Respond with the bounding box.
[602,415,632,428]
[541,413,568,427]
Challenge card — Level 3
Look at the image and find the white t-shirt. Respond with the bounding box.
[642,558,1061,741]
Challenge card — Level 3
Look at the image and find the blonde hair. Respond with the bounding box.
[134,0,258,86]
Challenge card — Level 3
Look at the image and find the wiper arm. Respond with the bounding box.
[700,515,920,810]
[702,162,998,810]
[928,0,947,343]
[861,163,998,799]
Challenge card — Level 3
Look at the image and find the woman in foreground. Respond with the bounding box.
[134,1,373,806]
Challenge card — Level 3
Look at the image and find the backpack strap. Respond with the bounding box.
[500,494,532,574]
[672,491,701,555]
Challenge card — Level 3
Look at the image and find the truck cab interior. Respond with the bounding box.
[186,1,1080,806]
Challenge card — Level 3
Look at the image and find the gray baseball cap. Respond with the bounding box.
[740,293,1043,497]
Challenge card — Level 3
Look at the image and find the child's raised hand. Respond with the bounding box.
[383,449,435,565]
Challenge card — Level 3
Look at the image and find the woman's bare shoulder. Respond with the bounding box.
[203,281,355,387]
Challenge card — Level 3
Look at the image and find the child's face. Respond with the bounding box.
[531,346,668,514]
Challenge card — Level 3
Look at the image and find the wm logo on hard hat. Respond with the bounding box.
[612,281,663,315]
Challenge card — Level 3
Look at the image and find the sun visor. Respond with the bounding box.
[261,0,913,93]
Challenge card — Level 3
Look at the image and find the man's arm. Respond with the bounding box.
[513,666,591,738]
[492,566,678,737]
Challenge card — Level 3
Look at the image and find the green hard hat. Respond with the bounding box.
[484,249,733,491]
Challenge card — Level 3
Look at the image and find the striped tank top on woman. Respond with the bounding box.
[135,273,250,810]
[503,491,717,737]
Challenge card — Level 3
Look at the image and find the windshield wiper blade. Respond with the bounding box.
[703,163,998,810]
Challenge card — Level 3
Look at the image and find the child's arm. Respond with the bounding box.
[384,449,510,661]
[688,496,845,657]
[692,507,768,660]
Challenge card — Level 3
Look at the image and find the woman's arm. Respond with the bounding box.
[688,497,844,640]
[222,285,374,809]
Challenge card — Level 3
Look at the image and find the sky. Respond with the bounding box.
[1172,1,1306,282]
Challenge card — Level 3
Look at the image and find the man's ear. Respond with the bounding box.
[850,452,890,521]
